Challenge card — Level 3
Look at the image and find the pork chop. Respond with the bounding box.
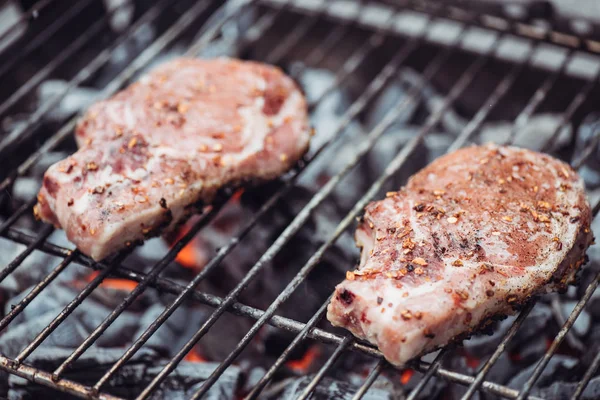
[34,58,310,260]
[327,144,593,367]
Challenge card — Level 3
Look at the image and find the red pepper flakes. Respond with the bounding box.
[401,310,412,320]
[412,257,428,266]
[455,290,469,301]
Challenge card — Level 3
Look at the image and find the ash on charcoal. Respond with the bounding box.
[507,355,578,393]
[102,0,134,33]
[561,300,591,336]
[463,304,552,355]
[575,113,600,189]
[7,347,240,400]
[479,352,514,386]
[478,113,572,151]
[536,375,600,400]
[0,238,66,299]
[279,376,395,400]
[37,81,100,122]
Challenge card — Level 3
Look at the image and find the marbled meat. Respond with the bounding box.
[34,58,310,260]
[327,144,593,366]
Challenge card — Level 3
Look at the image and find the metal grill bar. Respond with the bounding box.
[288,44,517,400]
[516,273,600,400]
[542,70,600,153]
[237,33,496,399]
[0,0,222,192]
[49,202,224,380]
[297,336,354,400]
[3,0,256,375]
[0,0,173,158]
[13,250,130,364]
[49,2,416,389]
[0,251,77,332]
[0,0,94,78]
[0,224,53,284]
[245,298,332,399]
[2,12,424,394]
[0,198,36,236]
[307,11,399,111]
[414,359,544,400]
[351,359,386,400]
[504,49,573,145]
[406,348,449,400]
[460,303,536,400]
[292,4,362,73]
[0,0,55,44]
[572,344,600,399]
[0,1,598,399]
[144,25,464,400]
[1,226,383,356]
[405,45,539,399]
[0,0,170,123]
[2,202,598,400]
[264,1,328,65]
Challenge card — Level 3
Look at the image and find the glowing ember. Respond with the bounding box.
[184,346,207,363]
[286,346,321,373]
[462,350,481,368]
[84,271,137,291]
[400,368,414,385]
[170,221,207,270]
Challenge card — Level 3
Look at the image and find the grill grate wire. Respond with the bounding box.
[0,0,598,399]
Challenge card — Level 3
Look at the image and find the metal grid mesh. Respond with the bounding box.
[0,0,598,399]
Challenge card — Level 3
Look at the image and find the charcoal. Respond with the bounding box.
[511,336,548,364]
[134,303,206,357]
[37,80,99,122]
[280,376,395,400]
[480,352,514,386]
[400,370,446,400]
[478,113,572,151]
[507,355,578,392]
[0,239,64,299]
[561,300,591,336]
[538,376,600,400]
[464,304,552,355]
[575,113,600,189]
[102,0,134,33]
[7,346,239,400]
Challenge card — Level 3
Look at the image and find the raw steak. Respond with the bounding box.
[327,144,593,366]
[35,58,310,260]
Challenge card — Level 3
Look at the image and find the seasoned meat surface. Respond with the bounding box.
[327,144,593,367]
[35,58,310,260]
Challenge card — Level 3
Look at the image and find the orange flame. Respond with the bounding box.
[85,271,138,291]
[286,346,321,373]
[170,189,244,270]
[509,352,522,362]
[231,188,244,201]
[462,350,481,368]
[184,347,207,363]
[171,223,207,270]
[400,369,414,385]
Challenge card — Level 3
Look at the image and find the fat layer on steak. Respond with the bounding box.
[327,144,593,367]
[34,58,310,260]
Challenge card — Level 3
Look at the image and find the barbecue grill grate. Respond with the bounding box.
[0,0,599,399]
